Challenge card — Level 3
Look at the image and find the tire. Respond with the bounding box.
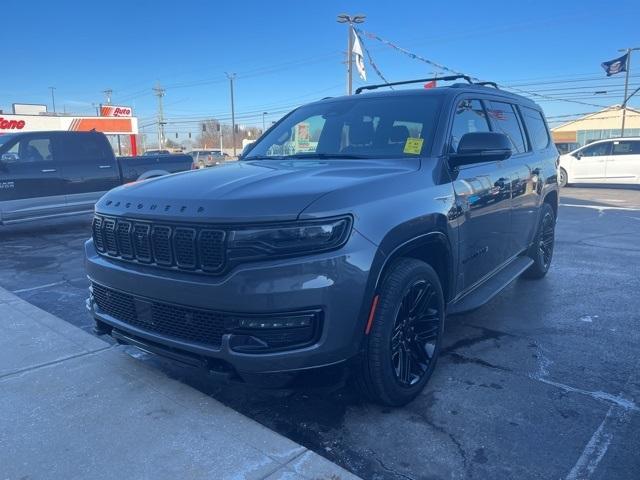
[523,202,555,279]
[559,168,568,188]
[357,258,445,406]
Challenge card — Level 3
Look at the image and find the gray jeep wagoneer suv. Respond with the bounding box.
[86,76,559,406]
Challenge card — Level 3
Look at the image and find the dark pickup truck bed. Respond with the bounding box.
[0,130,193,224]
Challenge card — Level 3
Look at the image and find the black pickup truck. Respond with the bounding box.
[0,131,194,224]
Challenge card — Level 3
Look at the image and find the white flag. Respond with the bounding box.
[352,29,367,81]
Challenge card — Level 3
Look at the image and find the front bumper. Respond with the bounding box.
[85,230,380,374]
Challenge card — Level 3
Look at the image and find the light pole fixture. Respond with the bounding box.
[337,13,366,95]
[262,112,268,132]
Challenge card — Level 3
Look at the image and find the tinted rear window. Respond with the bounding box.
[521,107,550,151]
[486,101,527,154]
[59,134,111,163]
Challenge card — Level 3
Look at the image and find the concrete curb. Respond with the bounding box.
[0,287,359,480]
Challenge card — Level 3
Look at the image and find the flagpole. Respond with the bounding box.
[337,14,365,95]
[348,26,353,95]
[619,47,640,137]
[620,48,631,137]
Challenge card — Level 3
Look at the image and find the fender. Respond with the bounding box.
[373,230,455,300]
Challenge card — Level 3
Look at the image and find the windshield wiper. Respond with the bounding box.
[245,153,370,161]
[286,153,370,160]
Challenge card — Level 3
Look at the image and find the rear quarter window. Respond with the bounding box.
[521,106,550,151]
[59,133,112,163]
[486,101,527,154]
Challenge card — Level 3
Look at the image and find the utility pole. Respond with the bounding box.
[226,72,237,156]
[337,13,365,95]
[219,123,223,155]
[153,83,166,149]
[619,47,640,136]
[49,87,56,113]
[262,112,268,132]
[103,89,113,105]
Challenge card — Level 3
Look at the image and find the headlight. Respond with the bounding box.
[227,216,352,262]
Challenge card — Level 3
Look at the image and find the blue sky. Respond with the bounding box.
[2,0,639,135]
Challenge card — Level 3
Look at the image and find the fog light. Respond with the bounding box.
[230,314,313,330]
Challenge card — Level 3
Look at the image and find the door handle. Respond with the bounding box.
[98,165,113,169]
[41,169,57,173]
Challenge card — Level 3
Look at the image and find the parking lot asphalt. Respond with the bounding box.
[1,185,639,480]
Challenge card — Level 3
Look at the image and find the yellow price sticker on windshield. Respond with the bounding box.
[403,137,424,155]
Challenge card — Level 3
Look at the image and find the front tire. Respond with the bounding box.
[559,168,568,188]
[357,259,445,406]
[523,203,555,279]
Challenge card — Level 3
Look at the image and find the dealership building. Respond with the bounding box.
[551,105,640,146]
[0,103,139,155]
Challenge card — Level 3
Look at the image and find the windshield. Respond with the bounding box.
[0,134,18,150]
[244,94,442,160]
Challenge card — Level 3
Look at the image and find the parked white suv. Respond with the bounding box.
[558,137,640,186]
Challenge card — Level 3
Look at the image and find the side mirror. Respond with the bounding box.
[449,132,512,167]
[573,151,583,159]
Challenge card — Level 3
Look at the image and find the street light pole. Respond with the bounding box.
[49,87,56,113]
[337,13,365,95]
[262,112,268,132]
[618,47,640,137]
[226,72,237,157]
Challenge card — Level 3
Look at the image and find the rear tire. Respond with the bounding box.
[523,203,555,279]
[357,258,445,406]
[559,168,568,188]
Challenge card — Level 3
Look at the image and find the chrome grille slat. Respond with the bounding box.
[92,215,225,274]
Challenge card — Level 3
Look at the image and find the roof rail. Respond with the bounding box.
[474,81,500,89]
[355,75,473,94]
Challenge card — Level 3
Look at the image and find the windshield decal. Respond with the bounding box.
[403,137,424,155]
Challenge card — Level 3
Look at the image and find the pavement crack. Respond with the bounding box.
[374,457,416,480]
[0,346,113,381]
[445,352,513,372]
[441,324,515,355]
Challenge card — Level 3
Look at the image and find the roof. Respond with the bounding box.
[312,83,538,108]
[552,105,640,132]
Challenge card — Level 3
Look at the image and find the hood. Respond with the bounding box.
[96,158,420,223]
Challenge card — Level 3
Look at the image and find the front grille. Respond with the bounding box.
[92,215,225,273]
[92,283,226,348]
[91,283,137,324]
[91,283,322,353]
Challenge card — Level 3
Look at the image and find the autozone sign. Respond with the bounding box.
[0,113,138,135]
[0,117,26,130]
[100,105,132,117]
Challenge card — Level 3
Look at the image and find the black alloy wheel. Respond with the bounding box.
[523,202,556,279]
[391,279,441,386]
[357,258,445,406]
[539,210,555,270]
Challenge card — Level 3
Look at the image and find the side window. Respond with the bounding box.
[612,141,640,155]
[1,136,53,163]
[450,99,490,152]
[59,134,111,163]
[580,142,611,157]
[521,106,550,150]
[486,101,527,154]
